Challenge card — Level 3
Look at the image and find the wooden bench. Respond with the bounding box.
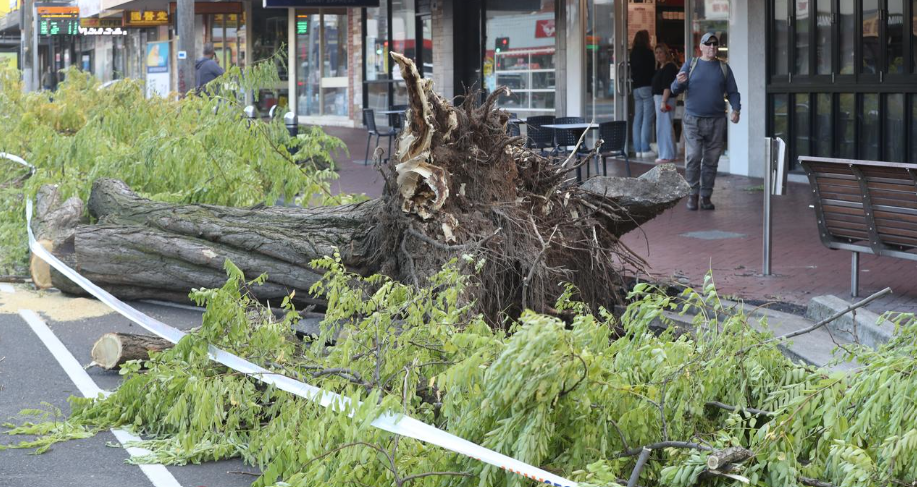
[799,156,917,297]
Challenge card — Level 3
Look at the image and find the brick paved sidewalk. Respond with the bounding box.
[318,125,917,316]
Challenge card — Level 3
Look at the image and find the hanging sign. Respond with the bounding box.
[263,0,379,8]
[123,10,169,27]
[145,41,170,98]
[36,5,79,36]
[80,17,122,28]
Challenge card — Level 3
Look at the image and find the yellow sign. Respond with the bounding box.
[123,10,169,27]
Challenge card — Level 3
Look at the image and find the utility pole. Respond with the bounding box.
[21,0,35,91]
[176,0,195,94]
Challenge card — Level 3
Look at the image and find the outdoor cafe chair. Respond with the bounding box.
[507,112,522,138]
[598,120,630,177]
[524,115,556,154]
[362,108,398,165]
[554,117,592,180]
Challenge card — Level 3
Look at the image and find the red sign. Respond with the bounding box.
[535,19,555,38]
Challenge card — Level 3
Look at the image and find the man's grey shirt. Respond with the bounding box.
[195,57,225,90]
[670,58,741,118]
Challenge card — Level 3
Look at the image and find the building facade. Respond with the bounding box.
[4,1,915,177]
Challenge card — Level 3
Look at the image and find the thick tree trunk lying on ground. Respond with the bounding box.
[39,179,379,307]
[90,332,173,370]
[35,53,689,321]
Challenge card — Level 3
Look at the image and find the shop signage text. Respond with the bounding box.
[80,17,122,28]
[123,10,169,27]
[78,26,127,35]
[263,0,379,9]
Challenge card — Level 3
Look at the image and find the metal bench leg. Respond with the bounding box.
[851,251,859,298]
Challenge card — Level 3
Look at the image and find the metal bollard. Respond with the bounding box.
[244,105,258,121]
[284,111,298,138]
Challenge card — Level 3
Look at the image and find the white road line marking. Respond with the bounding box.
[18,309,183,487]
[0,283,15,293]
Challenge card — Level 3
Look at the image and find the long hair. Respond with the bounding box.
[633,30,651,50]
[654,43,672,67]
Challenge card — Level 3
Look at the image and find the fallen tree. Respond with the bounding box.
[32,53,689,320]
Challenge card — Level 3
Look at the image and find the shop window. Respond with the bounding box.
[839,1,855,74]
[887,0,905,73]
[252,3,289,113]
[815,0,832,74]
[774,0,789,76]
[794,93,811,161]
[485,0,557,117]
[365,4,389,81]
[837,94,855,158]
[913,0,917,72]
[296,10,349,117]
[795,0,810,75]
[911,95,917,162]
[862,0,880,74]
[773,94,789,144]
[815,93,833,157]
[585,0,616,123]
[885,94,905,161]
[859,93,879,159]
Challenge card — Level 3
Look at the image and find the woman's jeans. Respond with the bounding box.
[654,95,676,160]
[632,86,655,153]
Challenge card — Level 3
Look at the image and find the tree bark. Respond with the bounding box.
[90,332,174,370]
[46,178,380,306]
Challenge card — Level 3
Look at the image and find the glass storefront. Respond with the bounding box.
[252,2,288,113]
[484,0,557,118]
[586,0,616,122]
[296,9,349,117]
[768,0,917,167]
[363,0,432,127]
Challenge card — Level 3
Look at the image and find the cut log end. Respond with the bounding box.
[706,446,754,470]
[90,332,173,370]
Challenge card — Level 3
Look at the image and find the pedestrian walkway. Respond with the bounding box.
[316,125,917,315]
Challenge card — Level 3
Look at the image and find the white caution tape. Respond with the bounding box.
[25,199,578,487]
[1,152,36,173]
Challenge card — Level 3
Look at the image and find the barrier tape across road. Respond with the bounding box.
[23,194,578,487]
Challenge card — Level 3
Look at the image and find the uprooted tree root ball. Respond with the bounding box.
[32,53,688,325]
[372,52,677,323]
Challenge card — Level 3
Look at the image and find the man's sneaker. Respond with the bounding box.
[700,196,715,210]
[687,195,699,211]
[644,150,658,159]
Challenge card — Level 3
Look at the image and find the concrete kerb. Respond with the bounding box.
[805,295,895,349]
[624,297,859,371]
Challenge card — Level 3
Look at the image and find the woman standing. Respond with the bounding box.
[652,43,679,163]
[630,30,656,158]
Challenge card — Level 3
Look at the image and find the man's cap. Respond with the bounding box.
[701,33,718,45]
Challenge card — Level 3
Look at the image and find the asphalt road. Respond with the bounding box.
[0,288,261,487]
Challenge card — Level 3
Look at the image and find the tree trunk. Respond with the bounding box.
[46,178,380,307]
[90,332,174,370]
[36,53,690,322]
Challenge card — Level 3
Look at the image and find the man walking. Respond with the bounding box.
[195,43,224,93]
[670,33,741,211]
